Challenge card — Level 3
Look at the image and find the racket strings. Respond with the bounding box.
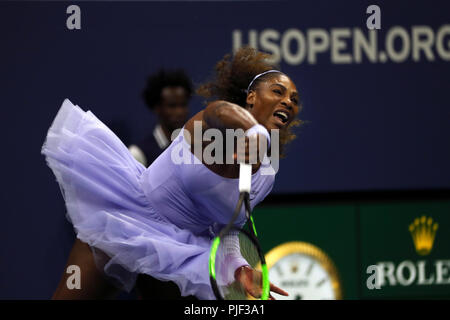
[215,228,263,299]
[209,191,269,300]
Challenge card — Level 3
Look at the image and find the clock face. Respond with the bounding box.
[269,253,335,300]
[264,242,342,300]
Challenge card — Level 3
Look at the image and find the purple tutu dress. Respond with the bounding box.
[41,99,275,299]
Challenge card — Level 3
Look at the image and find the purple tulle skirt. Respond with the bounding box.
[41,99,215,299]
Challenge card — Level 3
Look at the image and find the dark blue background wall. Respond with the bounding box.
[1,1,449,298]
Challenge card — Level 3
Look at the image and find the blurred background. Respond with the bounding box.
[0,0,449,299]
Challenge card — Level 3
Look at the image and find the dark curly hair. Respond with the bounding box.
[197,47,304,157]
[142,69,193,110]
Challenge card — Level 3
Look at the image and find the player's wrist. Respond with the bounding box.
[245,124,270,148]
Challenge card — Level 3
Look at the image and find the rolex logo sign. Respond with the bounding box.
[365,212,450,292]
[409,216,438,256]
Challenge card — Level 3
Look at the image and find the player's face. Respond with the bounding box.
[246,74,299,131]
[156,86,190,131]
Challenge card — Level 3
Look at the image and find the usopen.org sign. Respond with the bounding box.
[232,26,450,65]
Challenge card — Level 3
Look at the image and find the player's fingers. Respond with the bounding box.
[270,283,289,296]
[248,287,261,299]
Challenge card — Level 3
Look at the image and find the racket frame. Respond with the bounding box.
[209,192,269,300]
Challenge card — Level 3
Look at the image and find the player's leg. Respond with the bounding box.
[52,238,119,299]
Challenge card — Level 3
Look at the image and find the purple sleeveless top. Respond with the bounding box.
[141,128,275,236]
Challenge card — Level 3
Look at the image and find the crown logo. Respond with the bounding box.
[409,215,438,256]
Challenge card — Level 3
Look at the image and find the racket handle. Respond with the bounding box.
[239,163,252,193]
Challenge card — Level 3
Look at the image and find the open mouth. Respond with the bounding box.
[273,110,290,124]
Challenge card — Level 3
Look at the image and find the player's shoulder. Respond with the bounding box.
[184,110,207,144]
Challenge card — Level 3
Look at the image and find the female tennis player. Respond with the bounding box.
[43,47,301,300]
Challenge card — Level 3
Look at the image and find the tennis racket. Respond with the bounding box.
[208,163,270,300]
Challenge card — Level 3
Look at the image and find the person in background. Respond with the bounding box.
[129,69,193,167]
[130,69,195,300]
